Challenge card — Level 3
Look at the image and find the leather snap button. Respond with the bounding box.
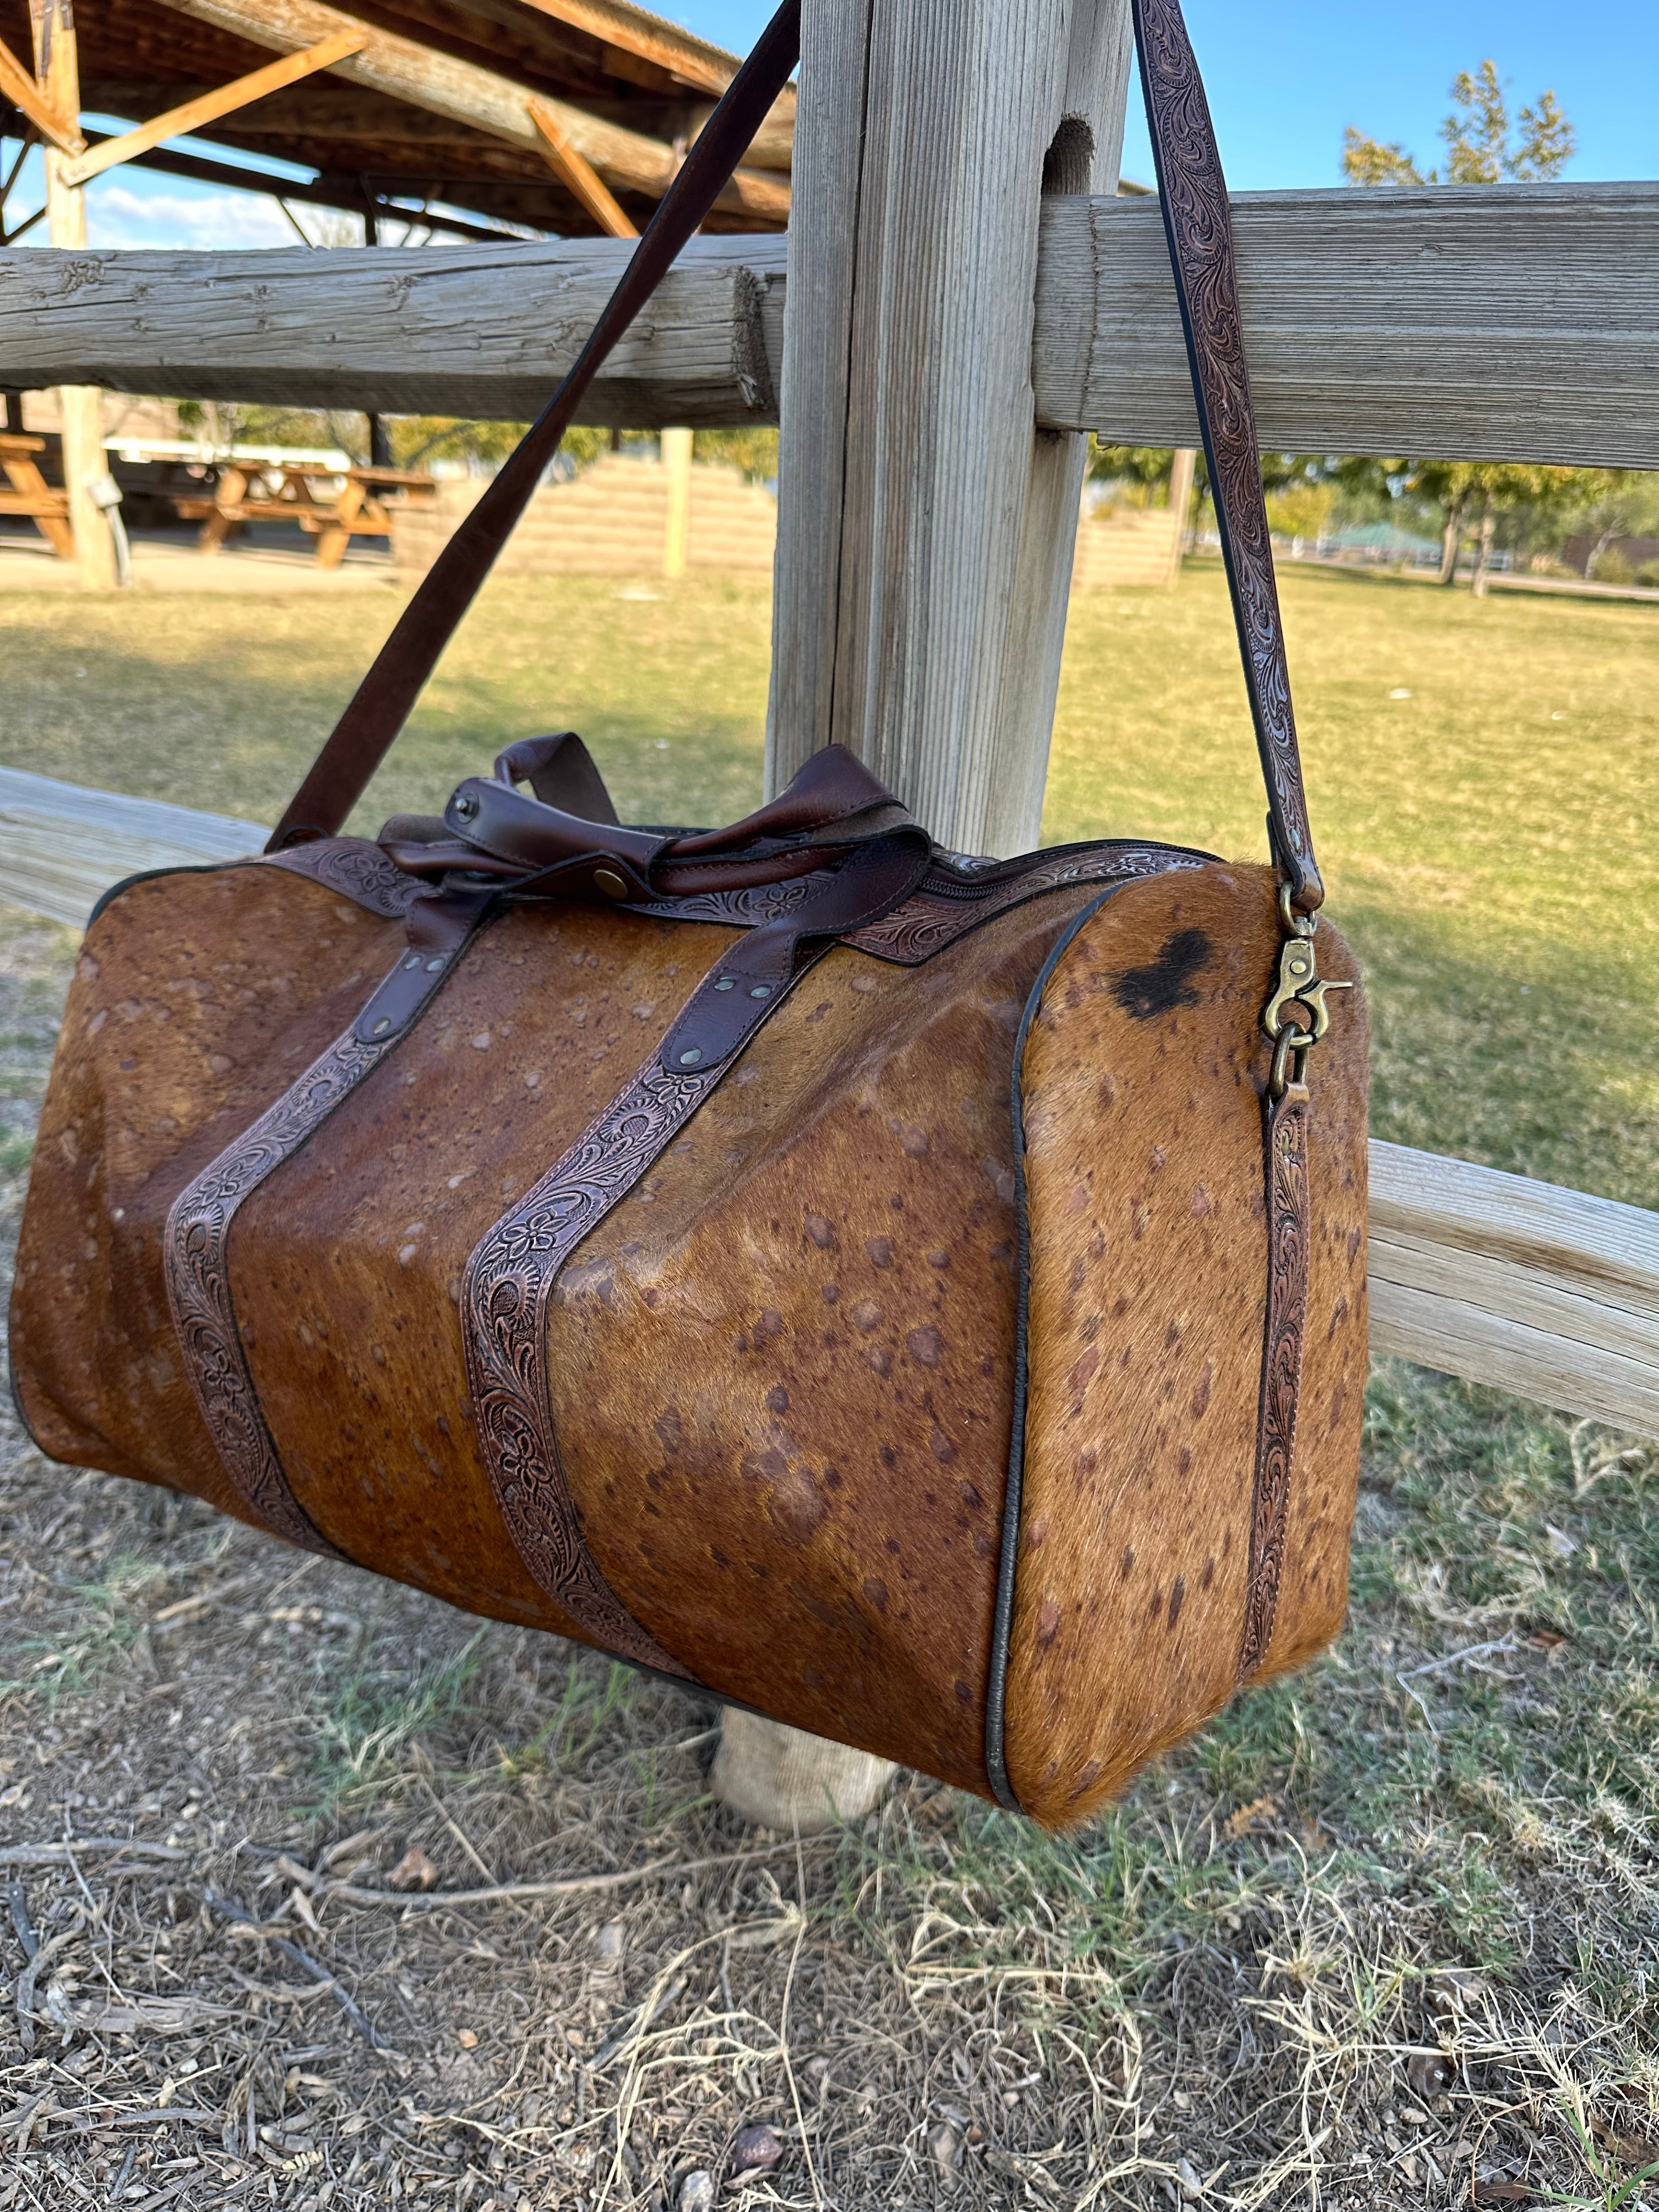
[714,977,735,991]
[678,1047,704,1067]
[453,792,478,821]
[748,984,772,999]
[594,867,629,901]
[370,1016,392,1037]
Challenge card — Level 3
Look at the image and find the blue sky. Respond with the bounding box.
[10,0,1654,248]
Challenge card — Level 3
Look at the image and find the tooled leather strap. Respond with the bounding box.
[267,0,802,851]
[1237,1080,1311,1679]
[164,887,495,1554]
[1132,0,1323,915]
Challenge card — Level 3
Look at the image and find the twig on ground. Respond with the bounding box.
[202,1890,389,2051]
[0,1839,186,1867]
[324,1838,829,1912]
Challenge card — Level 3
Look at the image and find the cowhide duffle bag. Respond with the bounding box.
[9,0,1368,1831]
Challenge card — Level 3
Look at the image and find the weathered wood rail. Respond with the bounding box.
[2,766,1652,1438]
[3,180,1655,465]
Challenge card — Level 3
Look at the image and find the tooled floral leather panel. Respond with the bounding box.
[1236,1084,1311,1681]
[164,1027,393,1556]
[1132,0,1321,911]
[261,839,425,919]
[460,1056,733,1681]
[163,904,486,1554]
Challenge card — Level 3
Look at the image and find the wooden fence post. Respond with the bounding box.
[662,425,693,579]
[765,0,1135,856]
[29,0,117,591]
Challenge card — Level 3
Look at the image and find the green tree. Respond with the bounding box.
[1342,60,1575,187]
[1405,461,1593,590]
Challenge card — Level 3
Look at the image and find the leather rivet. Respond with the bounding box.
[593,867,629,902]
[425,956,444,972]
[748,984,771,1000]
[714,977,735,991]
[371,1016,392,1036]
[678,1047,704,1067]
[403,953,421,970]
[454,792,478,821]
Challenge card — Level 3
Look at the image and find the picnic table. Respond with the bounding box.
[173,460,438,568]
[0,432,72,559]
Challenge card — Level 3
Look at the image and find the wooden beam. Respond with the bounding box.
[80,133,541,241]
[1367,1141,1659,1437]
[0,768,265,928]
[529,98,636,237]
[151,0,790,223]
[0,30,81,153]
[766,0,1135,856]
[1039,184,1659,470]
[3,767,1650,1437]
[0,238,785,426]
[3,182,1654,464]
[29,0,117,591]
[58,30,366,189]
[511,0,795,168]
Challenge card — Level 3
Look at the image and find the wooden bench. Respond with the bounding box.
[172,460,437,569]
[0,432,72,559]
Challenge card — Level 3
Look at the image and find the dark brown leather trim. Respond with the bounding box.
[163,891,493,1555]
[1237,1080,1311,1681]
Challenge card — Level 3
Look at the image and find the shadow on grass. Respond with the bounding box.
[1336,890,1659,1210]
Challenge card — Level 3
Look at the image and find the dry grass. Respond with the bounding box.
[0,565,1656,2209]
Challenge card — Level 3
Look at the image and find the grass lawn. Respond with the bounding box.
[0,563,1654,2210]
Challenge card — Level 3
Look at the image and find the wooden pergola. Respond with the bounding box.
[0,0,792,242]
[0,0,792,580]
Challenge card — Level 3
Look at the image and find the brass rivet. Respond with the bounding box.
[425,956,445,972]
[714,977,735,991]
[748,984,771,1000]
[594,867,629,901]
[678,1047,704,1067]
[371,1016,392,1036]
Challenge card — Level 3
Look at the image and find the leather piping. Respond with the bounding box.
[984,884,1131,1814]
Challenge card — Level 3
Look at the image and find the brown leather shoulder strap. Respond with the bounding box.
[1132,0,1323,913]
[267,0,802,852]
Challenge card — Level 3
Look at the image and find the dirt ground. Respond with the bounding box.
[1,891,1655,2212]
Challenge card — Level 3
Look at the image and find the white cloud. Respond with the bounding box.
[84,178,299,252]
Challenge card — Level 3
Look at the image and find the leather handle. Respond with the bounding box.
[1132,0,1323,913]
[267,0,803,852]
[273,0,1323,914]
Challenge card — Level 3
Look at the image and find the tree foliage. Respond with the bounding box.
[1342,59,1575,187]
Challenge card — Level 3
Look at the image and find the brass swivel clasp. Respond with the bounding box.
[1263,885,1352,1099]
